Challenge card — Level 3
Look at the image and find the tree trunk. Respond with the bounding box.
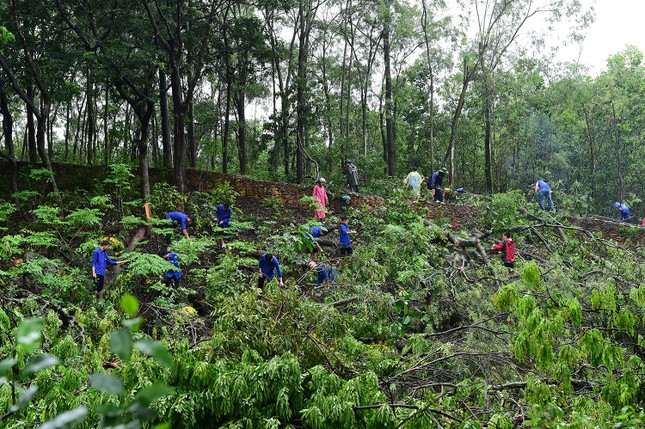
[26,86,37,163]
[64,99,71,162]
[421,0,435,173]
[159,69,172,168]
[484,96,493,193]
[444,59,475,186]
[236,90,247,175]
[86,68,94,165]
[0,81,19,198]
[383,21,395,177]
[103,86,109,166]
[295,0,308,183]
[223,77,232,174]
[169,60,187,191]
[187,98,196,168]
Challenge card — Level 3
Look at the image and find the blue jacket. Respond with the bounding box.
[428,172,444,189]
[166,253,182,279]
[216,204,232,227]
[316,266,329,285]
[311,227,321,238]
[536,180,550,192]
[92,248,117,275]
[617,204,631,221]
[259,254,282,280]
[339,224,352,248]
[166,212,189,230]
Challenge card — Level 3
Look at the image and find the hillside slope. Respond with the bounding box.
[1,164,644,428]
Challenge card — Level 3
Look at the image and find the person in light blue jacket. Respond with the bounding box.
[614,202,632,222]
[535,179,555,211]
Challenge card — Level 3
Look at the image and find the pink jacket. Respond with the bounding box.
[312,184,328,218]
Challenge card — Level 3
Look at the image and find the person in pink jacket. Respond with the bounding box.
[312,177,329,219]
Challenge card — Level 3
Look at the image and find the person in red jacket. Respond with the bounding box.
[489,231,516,269]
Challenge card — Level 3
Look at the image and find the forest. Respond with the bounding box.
[1,0,645,428]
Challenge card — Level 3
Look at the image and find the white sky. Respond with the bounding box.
[559,0,645,74]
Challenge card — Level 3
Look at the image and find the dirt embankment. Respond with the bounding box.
[1,162,640,247]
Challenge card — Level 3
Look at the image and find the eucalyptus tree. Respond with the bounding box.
[56,0,162,201]
[442,0,590,189]
[0,0,72,197]
[0,74,18,198]
[592,47,644,206]
[141,0,222,190]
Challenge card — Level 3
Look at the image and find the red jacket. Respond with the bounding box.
[491,239,516,263]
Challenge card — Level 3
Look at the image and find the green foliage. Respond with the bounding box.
[483,191,525,229]
[151,182,187,215]
[125,252,178,277]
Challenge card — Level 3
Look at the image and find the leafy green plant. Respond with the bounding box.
[150,182,186,215]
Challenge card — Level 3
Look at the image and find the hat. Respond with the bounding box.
[614,202,621,208]
[318,177,326,183]
[345,159,352,164]
[439,167,448,174]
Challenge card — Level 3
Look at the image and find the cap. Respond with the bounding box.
[345,159,352,164]
[439,167,448,174]
[318,177,326,183]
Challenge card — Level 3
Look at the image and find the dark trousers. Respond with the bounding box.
[163,276,179,288]
[434,187,444,202]
[340,246,353,256]
[258,274,271,288]
[94,275,105,293]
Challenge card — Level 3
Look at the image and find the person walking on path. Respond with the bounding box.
[345,159,359,193]
[535,180,555,211]
[160,249,182,288]
[339,216,357,256]
[91,240,126,295]
[165,211,192,242]
[614,202,633,222]
[258,253,284,288]
[488,231,516,269]
[403,167,424,201]
[312,178,329,219]
[428,167,448,203]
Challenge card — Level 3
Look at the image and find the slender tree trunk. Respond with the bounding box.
[86,68,94,165]
[159,69,172,168]
[582,103,595,200]
[26,86,37,163]
[295,0,308,183]
[421,0,435,173]
[235,90,247,175]
[0,81,19,198]
[484,95,493,193]
[383,20,395,176]
[444,59,475,186]
[103,86,109,166]
[611,98,623,201]
[223,77,232,174]
[64,99,70,162]
[170,61,186,192]
[187,99,196,168]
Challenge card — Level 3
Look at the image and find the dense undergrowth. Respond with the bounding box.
[1,165,644,428]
